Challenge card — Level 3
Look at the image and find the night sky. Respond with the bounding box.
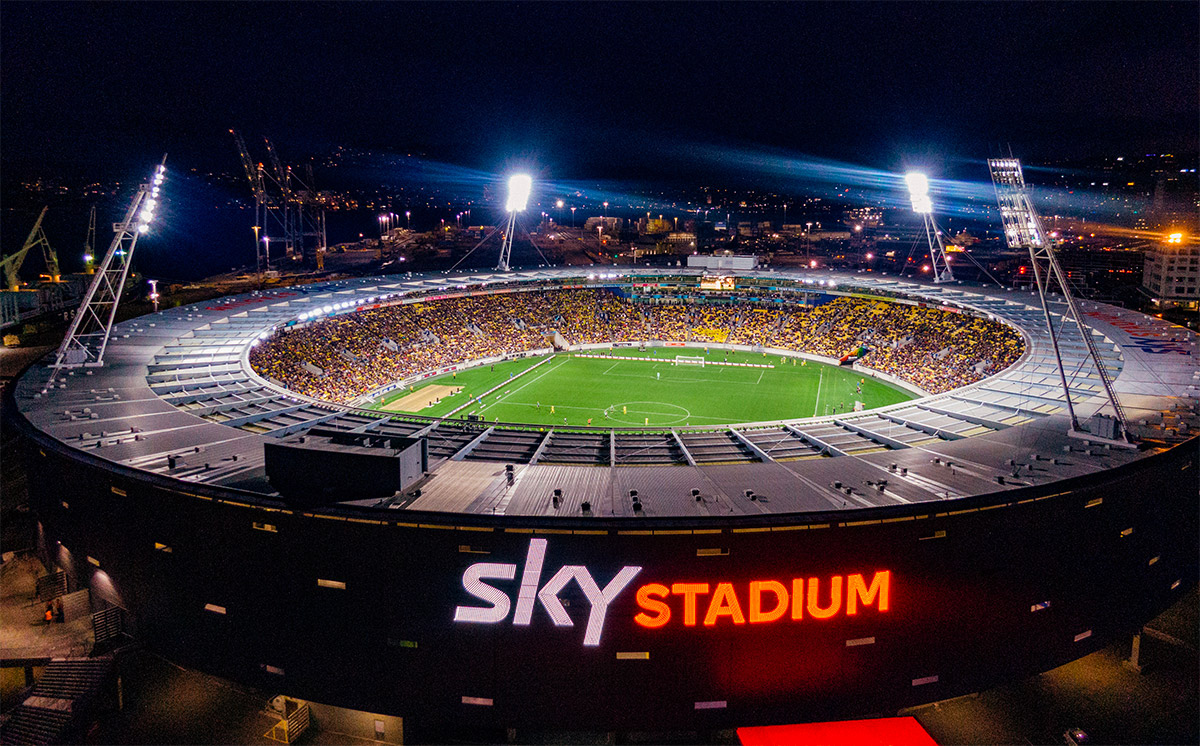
[3,2,1197,181]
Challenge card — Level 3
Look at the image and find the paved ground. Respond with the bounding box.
[0,554,93,660]
[911,589,1198,745]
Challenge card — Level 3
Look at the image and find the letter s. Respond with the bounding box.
[454,563,517,623]
[634,583,671,628]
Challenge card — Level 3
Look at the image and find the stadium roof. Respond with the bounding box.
[14,267,1198,520]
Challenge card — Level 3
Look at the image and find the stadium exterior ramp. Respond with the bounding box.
[8,267,1198,731]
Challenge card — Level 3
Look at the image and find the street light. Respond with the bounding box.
[406,210,411,229]
[603,201,609,218]
[571,206,576,227]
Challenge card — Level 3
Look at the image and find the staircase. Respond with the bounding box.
[0,657,114,745]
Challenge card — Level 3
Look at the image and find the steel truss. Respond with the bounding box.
[230,131,327,272]
[988,158,1131,444]
[45,157,167,391]
[497,210,518,271]
[922,212,954,284]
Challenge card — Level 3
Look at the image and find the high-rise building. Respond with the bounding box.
[1143,236,1199,309]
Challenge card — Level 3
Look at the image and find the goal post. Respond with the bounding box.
[674,355,705,367]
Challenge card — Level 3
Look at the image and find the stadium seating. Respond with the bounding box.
[249,289,1024,403]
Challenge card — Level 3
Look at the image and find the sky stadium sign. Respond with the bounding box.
[453,538,892,646]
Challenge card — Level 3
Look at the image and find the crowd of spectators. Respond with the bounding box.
[249,288,1024,403]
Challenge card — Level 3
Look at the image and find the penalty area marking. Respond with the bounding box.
[603,401,692,426]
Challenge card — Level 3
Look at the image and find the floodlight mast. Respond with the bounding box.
[987,158,1131,445]
[905,173,954,284]
[45,156,168,392]
[497,175,531,272]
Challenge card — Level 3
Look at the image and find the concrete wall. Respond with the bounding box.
[12,407,1198,732]
[307,700,403,744]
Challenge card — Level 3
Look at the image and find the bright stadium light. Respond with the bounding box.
[506,174,532,213]
[498,174,533,271]
[904,170,952,283]
[905,172,932,214]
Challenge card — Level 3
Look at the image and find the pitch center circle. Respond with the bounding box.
[604,401,692,426]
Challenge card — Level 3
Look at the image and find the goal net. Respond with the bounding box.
[674,355,705,366]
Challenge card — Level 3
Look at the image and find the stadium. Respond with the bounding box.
[8,265,1198,734]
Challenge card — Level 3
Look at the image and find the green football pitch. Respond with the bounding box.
[368,347,914,428]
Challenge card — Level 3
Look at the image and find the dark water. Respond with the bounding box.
[1,200,488,282]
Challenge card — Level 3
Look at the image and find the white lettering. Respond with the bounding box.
[535,566,578,627]
[452,540,641,646]
[575,565,642,646]
[453,563,516,623]
[512,538,547,625]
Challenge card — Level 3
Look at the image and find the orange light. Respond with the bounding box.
[792,578,805,620]
[749,580,789,623]
[634,583,670,628]
[806,576,843,619]
[703,583,746,626]
[671,583,709,626]
[1167,232,1184,244]
[847,571,890,614]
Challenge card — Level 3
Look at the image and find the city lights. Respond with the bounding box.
[1166,232,1183,244]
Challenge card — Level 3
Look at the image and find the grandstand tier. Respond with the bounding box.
[9,267,1198,730]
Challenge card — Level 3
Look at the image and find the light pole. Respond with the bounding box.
[406,210,411,230]
[570,206,576,227]
[148,279,160,312]
[251,225,262,275]
[556,199,564,224]
[603,201,608,218]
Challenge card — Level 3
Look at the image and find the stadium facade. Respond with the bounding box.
[9,267,1198,731]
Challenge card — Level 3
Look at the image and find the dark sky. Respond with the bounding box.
[2,1,1197,180]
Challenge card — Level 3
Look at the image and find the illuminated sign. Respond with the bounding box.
[453,538,641,646]
[453,539,892,646]
[633,572,889,628]
[701,275,736,291]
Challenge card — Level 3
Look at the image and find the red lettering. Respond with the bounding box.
[671,583,709,626]
[806,575,843,619]
[703,582,746,626]
[847,571,890,614]
[749,580,788,623]
[634,584,670,628]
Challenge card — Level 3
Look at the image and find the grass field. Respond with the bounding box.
[369,347,914,427]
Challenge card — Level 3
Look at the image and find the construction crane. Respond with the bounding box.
[1,207,59,291]
[230,129,278,272]
[988,157,1132,446]
[230,130,327,271]
[82,205,97,274]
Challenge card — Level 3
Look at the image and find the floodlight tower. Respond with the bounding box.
[905,172,954,283]
[988,157,1131,445]
[45,156,167,392]
[497,174,531,271]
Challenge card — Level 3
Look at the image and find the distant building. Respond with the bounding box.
[1143,239,1199,309]
[583,217,623,233]
[687,254,759,270]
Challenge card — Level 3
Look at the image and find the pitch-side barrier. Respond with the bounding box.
[573,353,774,369]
